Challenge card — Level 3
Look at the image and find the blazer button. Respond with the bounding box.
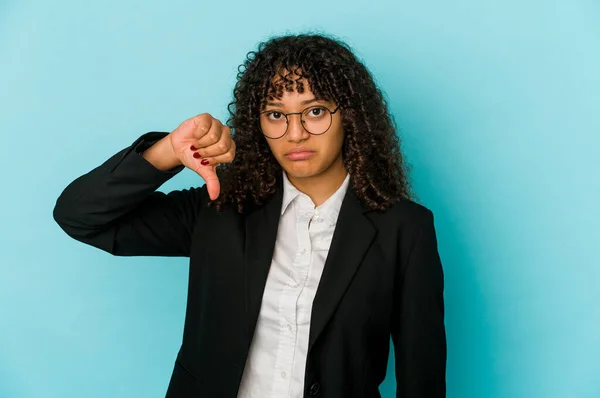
[309,382,320,396]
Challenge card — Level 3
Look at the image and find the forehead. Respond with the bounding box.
[266,84,315,105]
[262,67,331,107]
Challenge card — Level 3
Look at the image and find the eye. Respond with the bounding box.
[267,111,285,121]
[306,107,327,118]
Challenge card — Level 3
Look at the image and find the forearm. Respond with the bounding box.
[53,132,184,249]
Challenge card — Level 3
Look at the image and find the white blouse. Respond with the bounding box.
[237,171,350,398]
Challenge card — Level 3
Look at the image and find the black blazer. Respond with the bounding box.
[53,132,446,398]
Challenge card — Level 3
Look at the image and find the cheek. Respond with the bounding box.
[324,129,344,157]
[265,140,282,158]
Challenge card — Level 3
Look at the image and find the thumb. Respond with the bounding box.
[198,166,221,200]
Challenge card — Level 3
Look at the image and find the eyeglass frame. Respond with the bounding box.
[258,104,342,139]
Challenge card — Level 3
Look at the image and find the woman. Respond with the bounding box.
[54,33,446,398]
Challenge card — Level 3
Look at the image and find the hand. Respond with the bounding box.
[169,113,236,200]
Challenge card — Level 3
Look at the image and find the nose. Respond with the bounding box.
[285,114,309,142]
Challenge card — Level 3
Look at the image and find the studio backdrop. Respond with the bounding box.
[0,1,598,397]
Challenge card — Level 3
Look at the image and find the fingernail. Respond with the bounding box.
[201,159,210,165]
[193,152,201,159]
[190,145,197,150]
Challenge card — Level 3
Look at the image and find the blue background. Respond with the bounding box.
[1,1,599,397]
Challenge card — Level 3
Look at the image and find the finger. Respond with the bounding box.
[198,168,221,200]
[197,141,236,166]
[196,126,233,158]
[189,113,213,139]
[198,154,235,167]
[193,118,223,148]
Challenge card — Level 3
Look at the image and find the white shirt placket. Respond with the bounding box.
[270,199,314,396]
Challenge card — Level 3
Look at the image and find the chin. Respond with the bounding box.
[282,163,321,179]
[283,169,317,179]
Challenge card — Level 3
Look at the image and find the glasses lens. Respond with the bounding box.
[260,111,287,138]
[302,106,332,135]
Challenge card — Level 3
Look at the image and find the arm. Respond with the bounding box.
[53,132,207,257]
[391,209,446,397]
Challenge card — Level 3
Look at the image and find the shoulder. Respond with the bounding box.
[370,197,434,227]
[366,197,436,245]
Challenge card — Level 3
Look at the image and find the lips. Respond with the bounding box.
[285,148,315,161]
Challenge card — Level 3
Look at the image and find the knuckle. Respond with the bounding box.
[197,113,213,132]
[198,113,211,123]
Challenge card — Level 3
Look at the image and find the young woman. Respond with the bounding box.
[54,34,446,398]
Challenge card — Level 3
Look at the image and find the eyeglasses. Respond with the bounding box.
[259,105,341,139]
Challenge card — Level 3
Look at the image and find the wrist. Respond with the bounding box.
[141,135,182,171]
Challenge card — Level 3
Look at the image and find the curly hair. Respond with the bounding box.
[211,33,412,213]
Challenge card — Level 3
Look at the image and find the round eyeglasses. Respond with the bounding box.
[259,105,341,139]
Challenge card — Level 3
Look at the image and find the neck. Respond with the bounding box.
[286,156,348,206]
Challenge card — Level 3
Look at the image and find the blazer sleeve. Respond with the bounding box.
[391,209,447,397]
[53,132,208,257]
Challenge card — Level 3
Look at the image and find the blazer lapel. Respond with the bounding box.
[308,188,377,352]
[244,182,283,340]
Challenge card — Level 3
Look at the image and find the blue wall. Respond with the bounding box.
[1,1,598,397]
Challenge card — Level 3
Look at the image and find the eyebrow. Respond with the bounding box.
[266,98,320,107]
